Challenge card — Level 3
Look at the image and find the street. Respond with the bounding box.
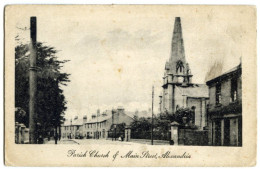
[65,139,141,145]
[46,138,170,145]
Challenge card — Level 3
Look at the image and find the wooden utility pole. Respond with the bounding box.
[96,110,99,139]
[29,17,37,144]
[151,86,154,145]
[112,109,114,141]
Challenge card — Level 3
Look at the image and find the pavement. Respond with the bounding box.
[71,139,142,145]
[46,138,170,145]
[45,139,79,144]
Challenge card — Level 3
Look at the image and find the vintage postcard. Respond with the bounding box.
[4,5,256,166]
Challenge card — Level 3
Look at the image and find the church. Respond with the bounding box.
[159,17,209,131]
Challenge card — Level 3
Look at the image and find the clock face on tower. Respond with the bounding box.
[178,76,184,83]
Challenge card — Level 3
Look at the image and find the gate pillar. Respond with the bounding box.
[170,121,180,145]
[124,126,131,142]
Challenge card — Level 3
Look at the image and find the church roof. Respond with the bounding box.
[176,84,209,98]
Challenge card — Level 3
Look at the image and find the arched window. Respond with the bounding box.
[176,60,184,73]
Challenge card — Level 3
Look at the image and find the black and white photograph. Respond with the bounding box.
[4,5,256,167]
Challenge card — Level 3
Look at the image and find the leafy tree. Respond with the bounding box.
[175,107,196,128]
[15,42,70,137]
[129,107,197,140]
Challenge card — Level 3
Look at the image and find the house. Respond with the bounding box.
[206,64,242,146]
[61,107,134,140]
[61,116,87,139]
[82,107,133,139]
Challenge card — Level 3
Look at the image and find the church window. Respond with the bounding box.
[216,83,221,104]
[176,60,184,73]
[231,77,238,102]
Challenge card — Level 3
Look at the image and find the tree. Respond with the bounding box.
[15,42,70,137]
[175,107,196,128]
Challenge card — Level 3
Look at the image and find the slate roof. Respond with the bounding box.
[126,110,152,119]
[63,109,136,126]
[86,111,112,124]
[63,118,83,126]
[206,64,241,86]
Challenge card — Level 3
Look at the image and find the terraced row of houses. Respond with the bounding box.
[61,107,136,139]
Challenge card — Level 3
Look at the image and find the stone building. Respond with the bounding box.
[82,107,133,139]
[61,107,133,140]
[206,64,242,146]
[61,116,87,139]
[159,17,209,130]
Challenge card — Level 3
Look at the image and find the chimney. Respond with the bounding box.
[83,115,87,123]
[92,114,96,119]
[117,106,124,114]
[97,109,100,117]
[74,116,78,120]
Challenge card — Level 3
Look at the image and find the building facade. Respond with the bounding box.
[82,107,133,139]
[61,116,87,139]
[206,64,242,146]
[159,17,209,130]
[61,107,133,140]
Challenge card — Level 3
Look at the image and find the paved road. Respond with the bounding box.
[45,139,79,144]
[46,139,170,145]
[71,139,141,145]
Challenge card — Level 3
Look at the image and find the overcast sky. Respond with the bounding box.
[15,6,253,119]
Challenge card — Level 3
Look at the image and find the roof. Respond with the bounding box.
[176,84,209,98]
[86,111,112,124]
[63,109,135,126]
[206,64,241,86]
[126,110,152,118]
[63,118,83,126]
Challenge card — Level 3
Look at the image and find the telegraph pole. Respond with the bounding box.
[96,110,99,139]
[151,86,154,145]
[29,17,37,144]
[112,109,114,141]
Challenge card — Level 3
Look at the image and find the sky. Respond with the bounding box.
[15,6,253,119]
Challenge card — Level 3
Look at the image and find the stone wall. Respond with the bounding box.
[179,129,208,146]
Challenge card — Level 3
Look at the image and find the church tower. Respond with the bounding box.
[160,17,193,114]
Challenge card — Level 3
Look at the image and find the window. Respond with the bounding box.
[231,78,238,102]
[216,83,221,104]
[176,60,184,73]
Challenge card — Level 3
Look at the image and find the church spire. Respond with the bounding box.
[169,17,186,72]
[163,17,192,85]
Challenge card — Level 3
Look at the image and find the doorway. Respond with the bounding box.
[224,119,230,146]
